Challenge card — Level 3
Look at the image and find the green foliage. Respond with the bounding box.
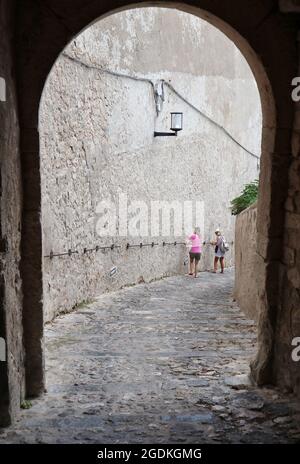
[73,299,94,310]
[21,400,32,410]
[231,180,259,215]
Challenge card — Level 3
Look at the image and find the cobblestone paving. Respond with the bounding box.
[1,270,300,443]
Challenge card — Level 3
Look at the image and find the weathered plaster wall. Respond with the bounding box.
[39,8,262,322]
[0,0,24,426]
[234,203,258,321]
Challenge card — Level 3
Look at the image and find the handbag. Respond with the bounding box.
[219,237,229,253]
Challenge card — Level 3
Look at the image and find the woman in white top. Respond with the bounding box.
[210,228,225,273]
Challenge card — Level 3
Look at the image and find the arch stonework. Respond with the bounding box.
[1,0,299,425]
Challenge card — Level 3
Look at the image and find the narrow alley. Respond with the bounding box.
[1,270,299,444]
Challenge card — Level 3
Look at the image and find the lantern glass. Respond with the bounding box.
[171,112,183,131]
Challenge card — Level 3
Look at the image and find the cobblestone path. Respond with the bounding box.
[1,270,300,443]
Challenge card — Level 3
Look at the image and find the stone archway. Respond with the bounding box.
[6,0,297,424]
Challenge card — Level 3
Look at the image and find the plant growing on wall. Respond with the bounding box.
[231,180,259,215]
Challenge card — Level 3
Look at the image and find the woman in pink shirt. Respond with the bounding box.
[188,227,202,278]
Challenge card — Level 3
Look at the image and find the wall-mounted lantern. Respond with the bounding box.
[154,112,183,137]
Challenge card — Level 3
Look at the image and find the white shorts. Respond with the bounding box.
[215,249,225,258]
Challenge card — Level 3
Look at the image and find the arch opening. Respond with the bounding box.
[36,4,269,416]
[15,2,298,432]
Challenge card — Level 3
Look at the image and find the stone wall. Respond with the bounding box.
[273,31,300,395]
[0,0,24,426]
[0,0,296,427]
[234,203,258,321]
[39,8,262,322]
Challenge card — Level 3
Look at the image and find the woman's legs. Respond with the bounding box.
[220,257,224,273]
[214,257,219,272]
[194,258,200,278]
[189,255,194,275]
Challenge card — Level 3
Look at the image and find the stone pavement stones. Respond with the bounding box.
[0,270,299,443]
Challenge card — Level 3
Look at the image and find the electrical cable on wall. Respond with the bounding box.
[62,52,261,160]
[162,80,260,160]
